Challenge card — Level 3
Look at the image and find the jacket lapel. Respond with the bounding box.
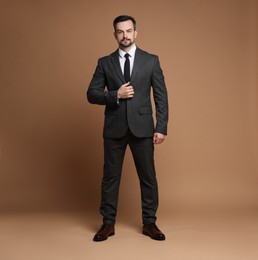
[130,48,144,82]
[110,48,145,84]
[111,50,125,84]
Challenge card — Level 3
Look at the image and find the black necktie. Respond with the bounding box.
[124,53,130,83]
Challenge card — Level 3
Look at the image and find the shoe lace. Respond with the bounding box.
[100,224,112,231]
[150,223,160,231]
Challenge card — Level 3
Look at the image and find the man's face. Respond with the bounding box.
[114,20,137,49]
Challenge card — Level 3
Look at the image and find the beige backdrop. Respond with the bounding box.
[0,0,257,220]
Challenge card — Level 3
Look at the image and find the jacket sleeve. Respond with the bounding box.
[151,56,169,135]
[87,59,119,105]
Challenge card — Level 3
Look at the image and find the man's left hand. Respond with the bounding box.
[153,133,165,144]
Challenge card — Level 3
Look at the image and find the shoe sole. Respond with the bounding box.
[142,231,165,241]
[93,231,115,242]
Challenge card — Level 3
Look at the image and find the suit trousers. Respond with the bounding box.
[100,130,159,225]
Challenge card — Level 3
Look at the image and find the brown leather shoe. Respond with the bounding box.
[143,223,166,240]
[93,224,115,242]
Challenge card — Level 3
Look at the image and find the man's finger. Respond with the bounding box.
[123,82,130,87]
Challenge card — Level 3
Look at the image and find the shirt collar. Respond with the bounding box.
[118,44,137,58]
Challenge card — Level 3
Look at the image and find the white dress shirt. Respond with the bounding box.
[118,44,137,76]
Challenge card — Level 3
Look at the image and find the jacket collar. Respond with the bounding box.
[111,48,145,84]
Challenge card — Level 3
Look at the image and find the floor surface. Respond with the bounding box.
[1,211,258,260]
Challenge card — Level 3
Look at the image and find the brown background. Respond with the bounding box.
[0,0,257,222]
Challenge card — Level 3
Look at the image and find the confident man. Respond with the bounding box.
[87,15,168,241]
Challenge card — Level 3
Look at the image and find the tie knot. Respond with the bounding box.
[124,53,130,59]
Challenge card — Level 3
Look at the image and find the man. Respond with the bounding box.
[87,15,168,241]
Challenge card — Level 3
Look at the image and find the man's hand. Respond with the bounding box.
[117,82,134,99]
[153,133,165,144]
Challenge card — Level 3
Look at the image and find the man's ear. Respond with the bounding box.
[114,32,117,40]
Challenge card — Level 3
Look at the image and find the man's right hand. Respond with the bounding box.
[117,82,134,99]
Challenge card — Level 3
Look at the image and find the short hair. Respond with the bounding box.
[113,15,136,31]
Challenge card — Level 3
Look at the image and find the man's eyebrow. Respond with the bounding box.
[116,28,133,32]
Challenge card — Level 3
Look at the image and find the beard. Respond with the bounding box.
[119,38,134,48]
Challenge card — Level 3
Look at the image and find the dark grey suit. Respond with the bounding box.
[87,47,168,225]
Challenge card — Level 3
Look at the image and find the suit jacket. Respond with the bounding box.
[87,47,168,138]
